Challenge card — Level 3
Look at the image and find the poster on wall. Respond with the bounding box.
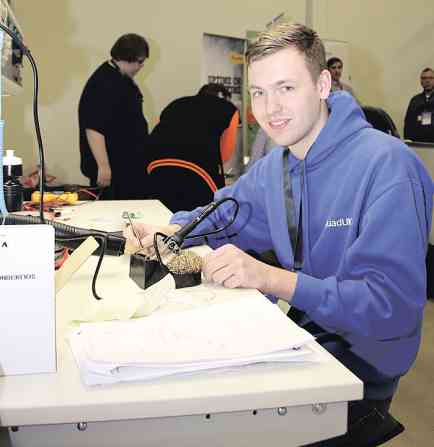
[202,33,245,178]
[201,33,244,111]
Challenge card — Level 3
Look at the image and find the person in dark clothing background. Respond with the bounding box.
[146,83,239,211]
[79,33,150,200]
[404,67,434,143]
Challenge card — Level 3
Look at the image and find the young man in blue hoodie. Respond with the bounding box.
[126,23,433,445]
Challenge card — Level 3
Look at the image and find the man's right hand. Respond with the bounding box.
[97,165,112,187]
[85,129,111,187]
[123,223,181,256]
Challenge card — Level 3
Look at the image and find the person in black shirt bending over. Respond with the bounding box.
[404,67,434,143]
[79,34,150,199]
[146,83,239,211]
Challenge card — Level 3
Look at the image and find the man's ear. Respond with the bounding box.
[317,69,331,99]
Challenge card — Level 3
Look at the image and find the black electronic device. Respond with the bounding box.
[2,213,126,256]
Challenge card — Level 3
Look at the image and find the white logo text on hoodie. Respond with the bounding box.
[325,217,353,228]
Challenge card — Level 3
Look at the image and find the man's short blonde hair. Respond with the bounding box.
[246,23,326,81]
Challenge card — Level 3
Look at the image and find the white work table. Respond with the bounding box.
[0,200,363,447]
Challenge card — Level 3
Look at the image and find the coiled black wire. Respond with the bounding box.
[54,234,108,300]
[0,22,46,222]
[0,24,125,301]
[2,214,126,300]
[152,197,240,268]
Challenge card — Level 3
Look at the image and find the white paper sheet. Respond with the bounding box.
[69,328,319,386]
[81,295,313,364]
[68,293,321,386]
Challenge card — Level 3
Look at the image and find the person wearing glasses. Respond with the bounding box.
[79,33,150,199]
[404,67,434,143]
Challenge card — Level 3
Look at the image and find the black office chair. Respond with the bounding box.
[292,320,406,446]
[362,414,405,447]
[427,244,434,300]
[304,399,405,447]
[362,106,400,138]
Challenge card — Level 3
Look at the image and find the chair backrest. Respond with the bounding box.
[147,158,217,212]
[362,106,400,138]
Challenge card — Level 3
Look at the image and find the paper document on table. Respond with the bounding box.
[69,329,319,386]
[68,293,321,386]
[82,295,313,364]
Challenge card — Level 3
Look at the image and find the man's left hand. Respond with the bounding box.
[203,244,270,290]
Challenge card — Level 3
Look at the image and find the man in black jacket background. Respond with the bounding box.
[79,34,150,199]
[404,67,434,143]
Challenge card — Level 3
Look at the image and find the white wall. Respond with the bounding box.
[5,1,434,185]
[311,0,434,135]
[5,0,305,184]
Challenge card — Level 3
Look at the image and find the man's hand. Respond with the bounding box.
[123,223,181,256]
[97,164,112,187]
[203,244,269,290]
[85,129,111,187]
[203,244,298,301]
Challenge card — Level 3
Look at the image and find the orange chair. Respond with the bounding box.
[147,158,217,212]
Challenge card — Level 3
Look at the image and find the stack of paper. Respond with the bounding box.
[68,294,320,386]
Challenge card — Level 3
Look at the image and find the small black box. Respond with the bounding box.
[129,255,169,289]
[129,255,202,290]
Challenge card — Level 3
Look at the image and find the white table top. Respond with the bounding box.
[0,200,363,427]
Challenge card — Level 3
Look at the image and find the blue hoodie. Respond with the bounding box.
[171,92,433,399]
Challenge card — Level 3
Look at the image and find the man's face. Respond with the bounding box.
[122,58,146,78]
[248,47,330,157]
[328,61,343,82]
[420,70,434,93]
